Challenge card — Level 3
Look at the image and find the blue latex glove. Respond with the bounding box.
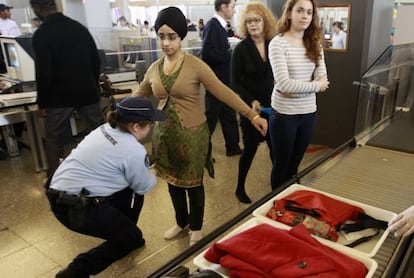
[260,107,272,115]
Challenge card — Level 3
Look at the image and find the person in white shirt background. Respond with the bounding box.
[331,21,346,49]
[0,4,21,36]
[0,3,22,142]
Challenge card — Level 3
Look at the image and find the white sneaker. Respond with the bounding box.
[163,225,188,240]
[190,230,203,246]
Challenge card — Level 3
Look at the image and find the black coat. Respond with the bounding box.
[32,13,101,109]
[231,36,273,108]
[201,17,231,86]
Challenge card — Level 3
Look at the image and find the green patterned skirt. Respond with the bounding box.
[151,99,212,187]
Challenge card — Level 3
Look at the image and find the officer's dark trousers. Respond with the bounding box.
[47,187,144,276]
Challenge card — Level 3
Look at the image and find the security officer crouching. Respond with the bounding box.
[45,96,166,278]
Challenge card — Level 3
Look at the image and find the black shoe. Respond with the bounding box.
[226,148,242,157]
[56,267,89,278]
[235,191,252,204]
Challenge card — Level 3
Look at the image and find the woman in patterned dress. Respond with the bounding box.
[133,7,267,246]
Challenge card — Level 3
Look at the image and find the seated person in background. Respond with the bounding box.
[198,18,204,38]
[331,21,347,49]
[187,18,197,31]
[115,16,131,30]
[142,20,150,36]
[28,17,41,34]
[31,17,41,28]
[45,96,165,278]
[389,205,414,237]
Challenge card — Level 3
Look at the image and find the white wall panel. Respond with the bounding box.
[394,5,414,45]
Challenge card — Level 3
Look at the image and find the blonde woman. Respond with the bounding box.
[232,2,277,203]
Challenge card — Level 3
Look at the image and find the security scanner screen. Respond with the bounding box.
[4,43,20,68]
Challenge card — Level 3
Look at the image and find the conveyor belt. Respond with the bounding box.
[308,145,414,277]
[152,143,414,278]
[367,110,414,154]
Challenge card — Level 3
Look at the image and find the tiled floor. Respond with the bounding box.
[0,125,329,278]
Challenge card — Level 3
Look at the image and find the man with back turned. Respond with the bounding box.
[202,0,242,156]
[30,0,103,177]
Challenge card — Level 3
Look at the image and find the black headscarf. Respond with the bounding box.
[154,7,187,40]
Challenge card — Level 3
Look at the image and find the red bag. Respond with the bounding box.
[266,190,376,241]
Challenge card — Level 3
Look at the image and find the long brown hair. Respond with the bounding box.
[277,0,322,66]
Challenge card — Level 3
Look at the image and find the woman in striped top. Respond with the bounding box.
[268,0,329,189]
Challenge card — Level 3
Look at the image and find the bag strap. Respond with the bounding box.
[338,213,388,248]
[338,213,388,233]
[345,230,380,248]
[284,200,321,218]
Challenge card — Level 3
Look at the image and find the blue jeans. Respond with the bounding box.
[269,110,316,190]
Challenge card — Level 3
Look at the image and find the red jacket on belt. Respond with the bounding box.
[204,223,367,278]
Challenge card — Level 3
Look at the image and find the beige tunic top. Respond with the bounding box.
[133,53,258,128]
